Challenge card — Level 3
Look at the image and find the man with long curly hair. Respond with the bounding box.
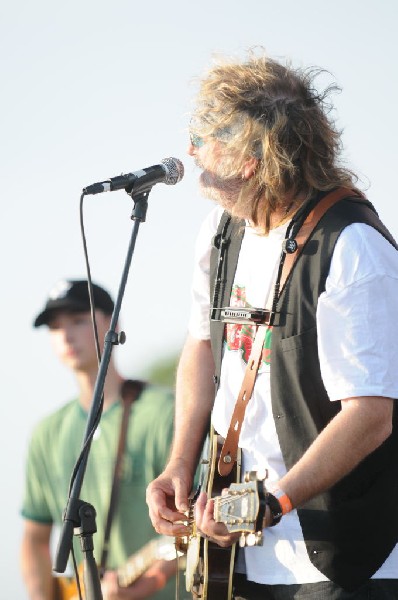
[147,51,398,599]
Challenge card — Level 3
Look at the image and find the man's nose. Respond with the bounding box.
[187,142,196,156]
[62,326,75,343]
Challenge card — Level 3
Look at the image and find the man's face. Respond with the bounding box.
[48,310,110,373]
[188,136,246,212]
[187,135,258,220]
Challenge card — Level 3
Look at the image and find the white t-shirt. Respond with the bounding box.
[188,205,398,585]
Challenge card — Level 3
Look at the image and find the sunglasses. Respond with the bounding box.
[190,132,205,148]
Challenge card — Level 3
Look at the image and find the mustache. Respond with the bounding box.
[194,159,242,185]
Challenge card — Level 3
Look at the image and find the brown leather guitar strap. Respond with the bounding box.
[218,187,361,476]
[99,379,145,574]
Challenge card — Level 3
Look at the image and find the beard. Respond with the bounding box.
[197,165,256,221]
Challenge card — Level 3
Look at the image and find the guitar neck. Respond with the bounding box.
[117,536,177,588]
[117,538,159,587]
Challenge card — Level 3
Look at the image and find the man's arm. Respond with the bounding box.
[196,395,394,544]
[20,520,54,600]
[171,335,215,486]
[278,395,394,507]
[147,334,215,534]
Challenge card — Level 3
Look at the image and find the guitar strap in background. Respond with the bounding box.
[99,379,146,575]
[218,187,363,477]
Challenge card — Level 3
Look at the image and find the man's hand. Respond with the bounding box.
[101,571,133,600]
[101,570,159,600]
[101,558,176,600]
[146,459,193,538]
[194,491,241,548]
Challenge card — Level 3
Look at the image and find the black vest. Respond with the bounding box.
[209,195,398,591]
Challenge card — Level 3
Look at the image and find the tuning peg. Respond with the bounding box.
[243,469,268,482]
[244,471,257,482]
[256,468,268,481]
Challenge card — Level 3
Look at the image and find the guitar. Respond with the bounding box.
[184,436,267,600]
[53,535,178,600]
[184,430,242,600]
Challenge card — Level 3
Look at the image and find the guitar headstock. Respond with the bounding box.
[213,470,267,547]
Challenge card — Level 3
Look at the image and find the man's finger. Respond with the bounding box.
[194,491,207,527]
[174,478,190,513]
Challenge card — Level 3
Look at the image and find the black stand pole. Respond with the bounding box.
[53,190,151,600]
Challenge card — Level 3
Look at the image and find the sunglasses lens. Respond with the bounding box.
[190,132,204,148]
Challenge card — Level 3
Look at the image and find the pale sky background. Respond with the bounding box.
[1,1,397,597]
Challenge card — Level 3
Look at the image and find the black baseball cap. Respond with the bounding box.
[33,279,115,328]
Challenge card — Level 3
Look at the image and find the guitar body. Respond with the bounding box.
[188,429,241,600]
[53,568,83,600]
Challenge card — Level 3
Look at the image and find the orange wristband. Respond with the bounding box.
[270,486,293,515]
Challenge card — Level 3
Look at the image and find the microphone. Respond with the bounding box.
[83,157,184,196]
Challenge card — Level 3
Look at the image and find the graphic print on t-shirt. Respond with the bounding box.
[224,285,272,368]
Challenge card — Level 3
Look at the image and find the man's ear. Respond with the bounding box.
[242,156,258,180]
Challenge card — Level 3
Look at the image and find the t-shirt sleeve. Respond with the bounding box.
[21,427,53,524]
[188,206,223,340]
[317,223,398,401]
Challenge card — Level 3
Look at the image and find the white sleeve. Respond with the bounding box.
[317,223,398,401]
[187,206,223,340]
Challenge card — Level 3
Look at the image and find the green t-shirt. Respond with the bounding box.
[21,384,178,599]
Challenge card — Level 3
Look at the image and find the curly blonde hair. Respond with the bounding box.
[191,50,357,232]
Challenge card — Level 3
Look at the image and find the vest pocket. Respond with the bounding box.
[276,325,338,433]
[280,326,317,352]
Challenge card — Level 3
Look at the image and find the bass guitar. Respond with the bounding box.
[53,535,178,600]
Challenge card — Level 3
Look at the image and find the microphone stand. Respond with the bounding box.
[53,189,152,600]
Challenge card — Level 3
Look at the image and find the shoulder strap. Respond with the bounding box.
[279,187,364,292]
[99,379,146,573]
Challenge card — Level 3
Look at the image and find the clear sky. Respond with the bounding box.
[1,1,397,596]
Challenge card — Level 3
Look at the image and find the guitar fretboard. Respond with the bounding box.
[117,536,175,588]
